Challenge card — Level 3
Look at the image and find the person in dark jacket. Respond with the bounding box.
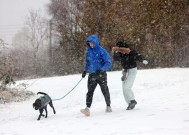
[112,41,148,110]
[81,34,112,116]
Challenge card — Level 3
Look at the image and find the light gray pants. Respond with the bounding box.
[122,67,137,104]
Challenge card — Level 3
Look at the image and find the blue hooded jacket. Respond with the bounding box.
[84,34,112,74]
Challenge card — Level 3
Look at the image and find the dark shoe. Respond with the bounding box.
[126,100,137,110]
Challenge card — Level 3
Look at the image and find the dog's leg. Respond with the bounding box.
[38,109,44,120]
[44,106,48,118]
[49,101,56,114]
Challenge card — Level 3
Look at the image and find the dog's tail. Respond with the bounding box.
[37,92,48,95]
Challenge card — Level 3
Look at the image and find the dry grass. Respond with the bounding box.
[0,87,35,104]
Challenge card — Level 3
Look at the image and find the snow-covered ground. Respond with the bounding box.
[0,68,189,135]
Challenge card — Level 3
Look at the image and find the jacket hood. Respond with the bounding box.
[86,34,100,49]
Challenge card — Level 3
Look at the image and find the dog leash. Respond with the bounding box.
[52,78,83,101]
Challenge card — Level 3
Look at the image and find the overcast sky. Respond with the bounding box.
[0,0,50,44]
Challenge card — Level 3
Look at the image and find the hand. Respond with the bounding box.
[143,60,148,65]
[121,76,126,81]
[112,47,119,52]
[82,71,86,78]
[112,47,130,54]
[121,69,127,81]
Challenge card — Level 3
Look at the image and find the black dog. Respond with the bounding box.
[33,92,56,120]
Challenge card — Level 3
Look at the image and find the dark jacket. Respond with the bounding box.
[114,50,144,69]
[84,34,112,74]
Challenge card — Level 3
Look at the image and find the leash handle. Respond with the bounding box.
[52,78,83,101]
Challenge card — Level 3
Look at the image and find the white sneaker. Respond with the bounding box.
[80,107,90,116]
[106,106,112,112]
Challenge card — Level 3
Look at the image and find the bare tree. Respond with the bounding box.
[10,9,50,78]
[25,9,49,74]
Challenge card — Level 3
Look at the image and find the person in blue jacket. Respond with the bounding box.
[80,34,112,116]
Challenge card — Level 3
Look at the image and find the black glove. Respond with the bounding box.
[121,69,127,81]
[82,71,87,78]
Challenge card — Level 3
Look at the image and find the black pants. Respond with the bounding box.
[86,72,111,108]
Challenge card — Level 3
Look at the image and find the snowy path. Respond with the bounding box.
[0,68,189,135]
